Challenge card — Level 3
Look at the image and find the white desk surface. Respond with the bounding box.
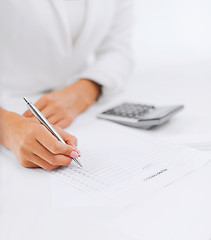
[1,63,211,240]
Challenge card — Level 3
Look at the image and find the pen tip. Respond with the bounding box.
[73,158,83,168]
[78,163,83,168]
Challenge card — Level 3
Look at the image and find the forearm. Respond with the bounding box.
[76,79,102,103]
[64,78,101,113]
[0,108,15,148]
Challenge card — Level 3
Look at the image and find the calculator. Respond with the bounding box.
[97,103,184,129]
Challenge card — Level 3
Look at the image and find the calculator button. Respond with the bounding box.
[102,103,156,119]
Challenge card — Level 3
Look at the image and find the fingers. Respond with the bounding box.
[20,139,72,170]
[33,96,49,111]
[12,113,79,171]
[48,111,75,128]
[23,109,32,118]
[24,102,73,129]
[21,161,39,168]
[23,97,47,117]
[26,154,61,171]
[45,113,72,127]
[22,92,75,129]
[47,114,62,125]
[54,118,73,129]
[57,127,78,147]
[36,105,55,119]
[36,125,77,156]
[32,141,72,166]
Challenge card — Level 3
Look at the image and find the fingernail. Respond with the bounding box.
[72,147,80,155]
[70,151,80,159]
[75,147,81,155]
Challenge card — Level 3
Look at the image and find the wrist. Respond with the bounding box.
[69,79,101,110]
[78,79,101,97]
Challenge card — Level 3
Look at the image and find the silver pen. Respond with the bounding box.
[23,97,82,168]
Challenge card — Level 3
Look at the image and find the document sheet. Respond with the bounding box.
[110,155,211,240]
[51,121,211,205]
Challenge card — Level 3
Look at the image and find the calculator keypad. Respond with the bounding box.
[102,103,155,120]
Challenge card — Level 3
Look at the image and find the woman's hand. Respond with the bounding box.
[1,110,78,170]
[23,79,101,128]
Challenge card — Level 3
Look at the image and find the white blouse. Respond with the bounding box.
[0,0,133,112]
[64,0,85,43]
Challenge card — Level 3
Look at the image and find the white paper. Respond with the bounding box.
[110,159,211,240]
[185,142,211,152]
[51,121,211,207]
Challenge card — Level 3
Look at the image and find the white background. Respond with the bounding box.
[133,0,211,71]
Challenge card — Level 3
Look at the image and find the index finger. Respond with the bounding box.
[36,126,76,156]
[23,96,48,117]
[56,127,78,147]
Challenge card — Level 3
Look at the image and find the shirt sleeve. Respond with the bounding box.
[77,0,134,101]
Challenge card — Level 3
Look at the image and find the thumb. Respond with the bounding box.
[23,109,33,118]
